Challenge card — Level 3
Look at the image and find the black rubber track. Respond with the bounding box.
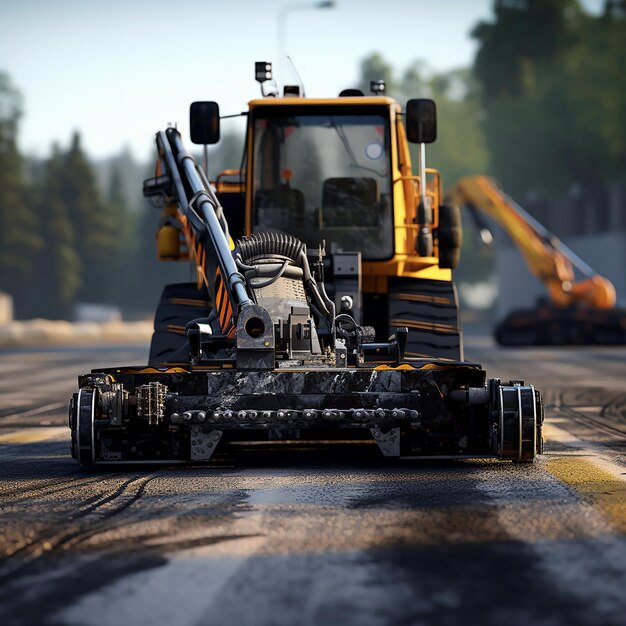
[495,305,626,346]
[148,282,213,365]
[388,278,463,361]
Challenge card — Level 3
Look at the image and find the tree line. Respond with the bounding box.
[0,76,149,320]
[0,72,240,320]
[358,0,624,196]
[356,0,624,283]
[0,0,623,318]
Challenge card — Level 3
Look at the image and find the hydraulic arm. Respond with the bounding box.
[447,175,625,345]
[446,175,616,310]
[145,129,253,333]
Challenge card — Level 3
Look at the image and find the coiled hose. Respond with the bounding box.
[237,232,305,263]
[235,233,333,316]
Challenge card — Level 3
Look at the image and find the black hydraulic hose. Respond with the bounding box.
[194,163,230,240]
[317,277,335,321]
[237,233,331,317]
[237,232,304,263]
[246,259,290,289]
[335,313,363,344]
[335,313,358,329]
[305,277,330,317]
[235,258,258,273]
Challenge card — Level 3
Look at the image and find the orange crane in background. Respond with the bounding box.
[446,176,625,345]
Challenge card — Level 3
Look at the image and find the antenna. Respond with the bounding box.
[286,56,306,97]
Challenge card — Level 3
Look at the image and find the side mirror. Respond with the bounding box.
[405,99,436,144]
[190,101,220,145]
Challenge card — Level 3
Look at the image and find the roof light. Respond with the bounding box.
[370,80,385,95]
[255,61,273,83]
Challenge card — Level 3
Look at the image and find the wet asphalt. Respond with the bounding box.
[0,336,625,626]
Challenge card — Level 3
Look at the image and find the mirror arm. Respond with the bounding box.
[416,142,433,257]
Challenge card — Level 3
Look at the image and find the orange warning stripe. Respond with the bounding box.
[215,268,234,334]
[167,297,212,308]
[393,293,452,306]
[166,324,187,336]
[390,318,458,333]
[173,209,234,336]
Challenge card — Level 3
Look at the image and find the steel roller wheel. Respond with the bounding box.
[495,380,543,462]
[75,388,97,467]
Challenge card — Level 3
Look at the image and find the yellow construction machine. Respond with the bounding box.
[154,73,465,364]
[68,63,543,466]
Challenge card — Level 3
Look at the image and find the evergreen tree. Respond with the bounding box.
[564,1,626,184]
[472,0,579,101]
[106,163,137,306]
[60,132,117,303]
[31,146,81,318]
[0,71,42,313]
[471,0,625,199]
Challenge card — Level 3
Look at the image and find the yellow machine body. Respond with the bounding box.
[241,97,451,294]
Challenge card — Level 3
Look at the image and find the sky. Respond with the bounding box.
[0,0,605,161]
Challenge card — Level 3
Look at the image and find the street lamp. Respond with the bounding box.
[278,1,336,88]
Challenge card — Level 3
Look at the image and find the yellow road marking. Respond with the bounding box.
[543,422,626,532]
[0,427,68,444]
[544,457,626,533]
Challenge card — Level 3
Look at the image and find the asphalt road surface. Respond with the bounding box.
[0,335,625,626]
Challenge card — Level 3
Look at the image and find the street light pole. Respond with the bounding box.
[278,1,336,89]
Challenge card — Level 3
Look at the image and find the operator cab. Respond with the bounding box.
[250,104,394,261]
[188,61,443,274]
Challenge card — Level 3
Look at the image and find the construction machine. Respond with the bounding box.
[446,176,626,346]
[68,64,543,466]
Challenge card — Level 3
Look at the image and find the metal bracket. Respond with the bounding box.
[335,338,347,367]
[236,305,275,370]
[333,252,362,324]
[136,382,167,425]
[190,427,223,461]
[370,427,401,457]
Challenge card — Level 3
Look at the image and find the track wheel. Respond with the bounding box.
[75,388,98,467]
[492,380,543,462]
[149,282,213,366]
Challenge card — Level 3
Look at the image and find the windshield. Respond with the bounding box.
[251,105,393,260]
